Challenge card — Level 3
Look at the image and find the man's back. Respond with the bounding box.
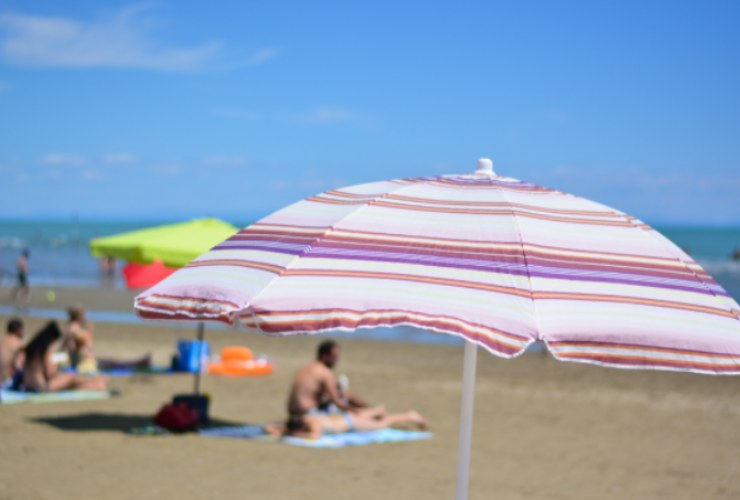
[0,335,23,383]
[287,361,335,416]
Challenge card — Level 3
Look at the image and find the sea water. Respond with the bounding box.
[1,219,738,295]
[0,219,739,346]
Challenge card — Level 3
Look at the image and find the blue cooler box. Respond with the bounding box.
[176,340,210,373]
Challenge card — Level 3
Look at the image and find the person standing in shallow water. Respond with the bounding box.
[11,249,30,309]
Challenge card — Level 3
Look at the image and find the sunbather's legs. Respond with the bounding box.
[47,372,108,391]
[303,410,428,435]
[351,404,387,420]
[351,410,428,431]
[263,422,286,437]
[97,353,152,371]
[268,408,428,440]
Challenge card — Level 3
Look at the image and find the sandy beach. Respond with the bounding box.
[1,285,739,499]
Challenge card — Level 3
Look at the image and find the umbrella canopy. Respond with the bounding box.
[134,159,740,499]
[136,164,740,374]
[90,218,239,268]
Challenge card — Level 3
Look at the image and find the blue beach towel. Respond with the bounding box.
[0,389,114,405]
[198,425,432,448]
[64,366,172,377]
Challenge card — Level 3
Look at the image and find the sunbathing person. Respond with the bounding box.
[63,306,94,369]
[63,306,151,373]
[268,339,428,438]
[265,407,428,439]
[0,318,25,388]
[23,321,108,392]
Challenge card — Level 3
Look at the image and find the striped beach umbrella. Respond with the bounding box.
[135,159,740,499]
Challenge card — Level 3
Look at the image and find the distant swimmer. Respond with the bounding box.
[731,248,740,262]
[10,249,30,310]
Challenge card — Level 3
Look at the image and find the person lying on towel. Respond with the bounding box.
[264,340,427,439]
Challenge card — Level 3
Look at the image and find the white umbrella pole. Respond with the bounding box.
[455,340,478,500]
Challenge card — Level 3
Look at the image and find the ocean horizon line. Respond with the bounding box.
[1,215,740,230]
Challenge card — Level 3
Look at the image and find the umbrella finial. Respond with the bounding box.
[475,158,495,176]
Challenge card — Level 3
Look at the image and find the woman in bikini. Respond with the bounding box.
[23,321,108,393]
[64,307,151,373]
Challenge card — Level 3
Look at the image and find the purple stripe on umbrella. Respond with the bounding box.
[213,240,310,253]
[315,238,708,283]
[312,243,716,285]
[299,247,728,297]
[208,241,728,297]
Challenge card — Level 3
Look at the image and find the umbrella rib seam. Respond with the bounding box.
[495,185,541,343]
[624,218,740,320]
[240,179,434,324]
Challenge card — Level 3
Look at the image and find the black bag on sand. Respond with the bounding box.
[172,394,210,425]
[153,402,199,432]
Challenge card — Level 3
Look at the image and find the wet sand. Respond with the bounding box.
[1,285,740,499]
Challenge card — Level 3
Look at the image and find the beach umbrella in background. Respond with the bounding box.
[134,159,740,500]
[92,217,239,394]
[90,217,239,269]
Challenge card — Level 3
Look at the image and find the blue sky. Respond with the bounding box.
[0,1,738,224]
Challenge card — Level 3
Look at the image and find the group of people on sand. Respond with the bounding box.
[3,301,426,437]
[265,340,428,439]
[0,314,108,393]
[0,307,151,394]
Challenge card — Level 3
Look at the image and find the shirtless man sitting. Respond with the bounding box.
[0,318,25,388]
[266,340,427,439]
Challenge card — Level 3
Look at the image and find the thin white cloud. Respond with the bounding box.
[103,152,136,164]
[81,169,102,181]
[247,47,280,66]
[0,81,9,92]
[0,5,259,72]
[300,106,356,124]
[41,153,87,165]
[203,156,247,167]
